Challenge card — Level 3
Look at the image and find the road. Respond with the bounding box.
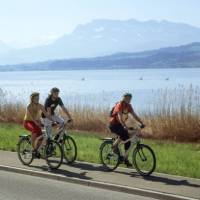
[0,170,156,200]
[0,150,200,199]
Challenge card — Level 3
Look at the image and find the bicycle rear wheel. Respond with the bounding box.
[45,140,63,169]
[132,144,156,176]
[17,135,33,166]
[63,135,77,164]
[99,140,120,171]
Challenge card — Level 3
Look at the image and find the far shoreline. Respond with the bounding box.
[0,66,200,73]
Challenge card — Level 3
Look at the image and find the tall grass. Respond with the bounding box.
[146,85,200,142]
[0,90,109,132]
[1,86,200,142]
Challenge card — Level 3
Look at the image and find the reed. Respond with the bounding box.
[1,86,200,142]
[146,85,200,142]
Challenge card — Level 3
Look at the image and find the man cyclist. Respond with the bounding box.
[42,87,73,138]
[109,93,145,167]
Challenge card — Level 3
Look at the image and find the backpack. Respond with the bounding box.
[109,102,118,117]
[109,101,128,117]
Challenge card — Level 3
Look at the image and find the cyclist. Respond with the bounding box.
[109,93,145,167]
[42,87,73,138]
[24,92,50,155]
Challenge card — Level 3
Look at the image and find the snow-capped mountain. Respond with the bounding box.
[1,19,200,65]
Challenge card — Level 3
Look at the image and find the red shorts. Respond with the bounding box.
[24,120,42,137]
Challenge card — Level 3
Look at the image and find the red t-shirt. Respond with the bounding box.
[110,101,133,124]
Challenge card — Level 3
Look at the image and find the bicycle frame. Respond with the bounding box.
[53,123,69,142]
[117,130,141,158]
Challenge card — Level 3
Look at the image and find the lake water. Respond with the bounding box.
[0,68,200,111]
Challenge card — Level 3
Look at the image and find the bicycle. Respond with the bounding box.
[53,119,77,164]
[17,126,63,170]
[99,126,156,176]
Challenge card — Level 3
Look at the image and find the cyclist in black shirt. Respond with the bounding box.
[42,87,73,138]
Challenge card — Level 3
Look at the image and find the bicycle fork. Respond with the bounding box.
[137,145,147,162]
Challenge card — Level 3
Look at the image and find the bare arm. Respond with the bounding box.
[131,109,144,125]
[39,104,52,120]
[61,105,72,120]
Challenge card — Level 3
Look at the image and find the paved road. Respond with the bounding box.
[0,150,200,199]
[0,170,156,200]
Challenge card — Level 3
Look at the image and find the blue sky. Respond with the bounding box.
[0,0,199,48]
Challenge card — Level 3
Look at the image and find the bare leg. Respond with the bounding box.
[34,135,45,150]
[31,134,37,149]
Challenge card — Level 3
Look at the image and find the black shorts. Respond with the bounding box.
[109,123,129,141]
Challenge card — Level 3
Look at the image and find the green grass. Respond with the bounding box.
[0,123,200,179]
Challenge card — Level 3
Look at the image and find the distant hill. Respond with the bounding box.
[1,19,200,65]
[0,42,200,71]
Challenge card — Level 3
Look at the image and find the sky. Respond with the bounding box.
[0,0,200,48]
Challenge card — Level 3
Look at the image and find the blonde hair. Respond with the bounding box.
[122,93,132,101]
[30,92,39,103]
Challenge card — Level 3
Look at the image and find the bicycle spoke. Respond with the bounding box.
[100,141,120,171]
[63,136,77,164]
[17,137,33,165]
[133,144,156,176]
[45,141,63,169]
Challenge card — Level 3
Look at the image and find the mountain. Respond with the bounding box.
[1,19,200,65]
[1,42,200,71]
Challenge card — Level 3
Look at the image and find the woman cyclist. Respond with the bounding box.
[24,92,51,156]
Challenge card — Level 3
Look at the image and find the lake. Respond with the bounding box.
[0,68,200,111]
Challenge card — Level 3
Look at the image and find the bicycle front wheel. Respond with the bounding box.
[63,135,77,164]
[132,144,156,176]
[17,136,33,166]
[99,140,120,171]
[45,140,63,169]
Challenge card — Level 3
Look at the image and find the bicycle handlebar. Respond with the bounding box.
[128,124,145,131]
[67,119,73,123]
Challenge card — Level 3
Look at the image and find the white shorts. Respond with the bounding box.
[43,115,65,127]
[42,115,65,138]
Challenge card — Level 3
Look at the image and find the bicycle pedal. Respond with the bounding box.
[119,156,124,162]
[124,160,132,167]
[32,150,41,159]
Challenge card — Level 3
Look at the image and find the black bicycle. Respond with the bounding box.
[17,130,63,170]
[53,120,77,164]
[99,126,156,176]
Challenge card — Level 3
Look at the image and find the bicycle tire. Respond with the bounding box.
[63,135,77,164]
[132,144,156,176]
[17,136,33,166]
[45,140,63,170]
[99,140,120,171]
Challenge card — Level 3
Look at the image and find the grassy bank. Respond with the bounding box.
[0,123,200,179]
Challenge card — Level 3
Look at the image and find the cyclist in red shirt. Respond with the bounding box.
[109,93,145,167]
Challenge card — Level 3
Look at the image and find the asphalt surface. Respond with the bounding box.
[0,170,157,200]
[0,150,199,199]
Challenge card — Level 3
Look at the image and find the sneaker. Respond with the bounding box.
[54,134,60,141]
[124,159,132,168]
[32,150,41,159]
[119,155,125,163]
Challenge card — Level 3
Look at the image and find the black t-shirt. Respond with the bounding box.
[42,96,64,118]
